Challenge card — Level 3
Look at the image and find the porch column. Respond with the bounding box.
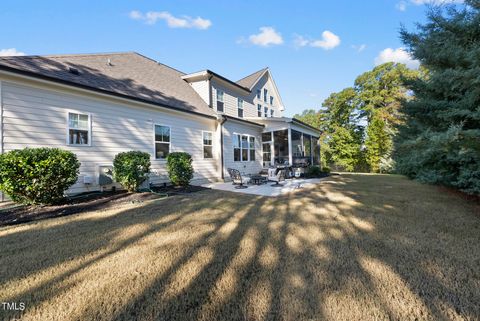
[270,131,275,166]
[287,128,293,165]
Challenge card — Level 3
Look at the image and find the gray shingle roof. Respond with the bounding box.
[0,52,216,117]
[236,67,268,90]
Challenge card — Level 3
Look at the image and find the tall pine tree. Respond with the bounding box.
[395,0,480,194]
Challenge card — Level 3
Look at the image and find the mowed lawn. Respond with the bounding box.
[0,174,479,321]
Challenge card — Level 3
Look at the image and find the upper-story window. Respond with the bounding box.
[216,90,224,112]
[237,98,244,118]
[270,96,274,105]
[263,89,268,102]
[68,112,91,146]
[270,109,274,117]
[264,106,268,117]
[257,104,262,117]
[256,89,261,99]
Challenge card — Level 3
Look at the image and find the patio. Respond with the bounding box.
[202,177,325,197]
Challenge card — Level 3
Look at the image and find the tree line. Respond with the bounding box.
[294,0,480,195]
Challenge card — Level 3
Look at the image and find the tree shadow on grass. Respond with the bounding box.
[1,175,479,321]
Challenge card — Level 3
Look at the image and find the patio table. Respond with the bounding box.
[249,175,267,185]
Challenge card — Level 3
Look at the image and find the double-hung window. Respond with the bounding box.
[68,112,90,145]
[154,125,170,159]
[256,89,261,99]
[216,90,224,112]
[270,96,274,105]
[237,98,244,118]
[264,106,268,117]
[270,109,274,117]
[249,137,255,161]
[203,131,213,159]
[264,89,268,102]
[257,104,262,117]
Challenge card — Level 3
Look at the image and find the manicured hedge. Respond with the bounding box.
[0,148,80,205]
[113,151,151,192]
[166,152,194,187]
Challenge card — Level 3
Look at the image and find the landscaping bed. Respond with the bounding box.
[0,185,208,227]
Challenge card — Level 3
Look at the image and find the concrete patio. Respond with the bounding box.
[202,177,325,197]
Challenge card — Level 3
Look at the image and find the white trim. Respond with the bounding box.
[153,123,171,160]
[202,130,213,159]
[0,81,3,201]
[66,110,92,147]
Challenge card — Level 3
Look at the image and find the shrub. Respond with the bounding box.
[113,151,151,192]
[321,166,331,173]
[0,148,80,205]
[166,152,194,187]
[306,165,326,178]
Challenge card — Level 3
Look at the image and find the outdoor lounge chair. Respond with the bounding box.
[268,168,286,187]
[227,168,251,189]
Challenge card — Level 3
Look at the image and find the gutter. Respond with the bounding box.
[0,65,217,120]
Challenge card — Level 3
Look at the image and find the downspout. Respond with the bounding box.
[219,116,227,180]
[208,73,213,108]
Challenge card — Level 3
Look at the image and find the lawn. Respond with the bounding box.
[0,174,479,321]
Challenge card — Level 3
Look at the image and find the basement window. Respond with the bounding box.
[67,112,91,145]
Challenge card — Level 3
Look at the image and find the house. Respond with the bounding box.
[0,52,320,195]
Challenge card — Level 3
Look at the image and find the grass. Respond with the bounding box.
[0,174,479,321]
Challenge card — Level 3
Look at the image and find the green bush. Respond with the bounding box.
[113,151,151,192]
[166,152,194,187]
[306,165,323,178]
[321,166,331,173]
[0,148,80,205]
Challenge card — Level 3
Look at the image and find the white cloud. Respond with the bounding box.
[396,0,463,11]
[0,48,25,56]
[352,44,367,52]
[396,1,407,11]
[294,31,341,50]
[129,10,212,30]
[374,47,420,69]
[248,27,284,47]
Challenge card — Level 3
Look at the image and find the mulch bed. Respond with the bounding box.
[0,185,209,227]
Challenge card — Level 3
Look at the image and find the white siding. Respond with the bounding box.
[250,73,283,117]
[222,120,263,179]
[189,79,210,106]
[1,80,220,194]
[211,80,258,118]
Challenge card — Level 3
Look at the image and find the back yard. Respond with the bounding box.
[0,174,479,321]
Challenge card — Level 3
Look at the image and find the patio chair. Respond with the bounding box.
[227,168,251,189]
[269,168,286,187]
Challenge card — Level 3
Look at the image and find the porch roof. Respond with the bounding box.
[245,117,321,137]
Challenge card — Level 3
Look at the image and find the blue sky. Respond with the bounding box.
[0,0,464,116]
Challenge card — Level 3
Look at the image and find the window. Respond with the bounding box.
[203,131,213,159]
[270,109,274,117]
[154,125,170,159]
[216,90,224,112]
[233,134,241,161]
[233,134,256,162]
[264,106,268,117]
[270,96,274,105]
[257,104,262,117]
[241,135,249,161]
[68,112,90,145]
[237,98,244,118]
[256,89,261,99]
[249,137,255,161]
[264,89,268,102]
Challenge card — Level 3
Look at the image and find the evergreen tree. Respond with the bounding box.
[395,0,480,194]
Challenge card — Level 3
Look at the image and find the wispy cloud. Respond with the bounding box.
[0,48,25,56]
[246,27,284,47]
[129,10,212,30]
[374,47,420,69]
[352,44,367,52]
[294,31,341,50]
[396,0,464,11]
